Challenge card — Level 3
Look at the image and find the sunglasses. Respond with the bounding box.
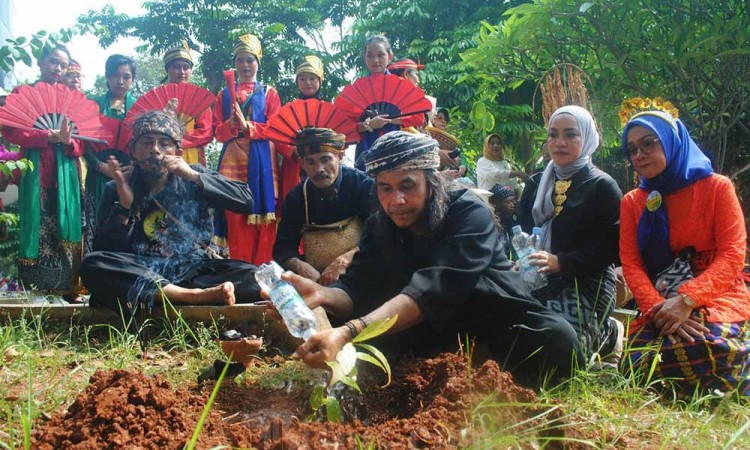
[626,136,660,159]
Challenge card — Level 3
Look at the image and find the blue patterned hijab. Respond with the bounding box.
[621,112,713,278]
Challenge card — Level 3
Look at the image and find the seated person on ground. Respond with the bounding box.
[620,108,750,397]
[518,106,623,365]
[489,184,519,261]
[80,109,262,317]
[280,131,585,385]
[273,128,372,286]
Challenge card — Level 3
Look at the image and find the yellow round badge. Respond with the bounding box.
[646,190,662,212]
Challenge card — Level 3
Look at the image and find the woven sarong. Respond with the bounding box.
[625,314,750,396]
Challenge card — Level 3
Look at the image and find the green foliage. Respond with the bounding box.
[334,1,524,106]
[0,159,34,179]
[77,0,354,99]
[461,0,750,175]
[0,29,74,74]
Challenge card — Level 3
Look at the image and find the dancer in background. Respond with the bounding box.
[347,35,425,170]
[61,60,83,91]
[2,45,86,303]
[163,42,213,167]
[85,55,138,219]
[213,34,281,265]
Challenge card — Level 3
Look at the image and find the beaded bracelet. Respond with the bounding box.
[344,321,358,339]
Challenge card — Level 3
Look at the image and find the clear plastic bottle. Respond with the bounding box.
[511,225,548,290]
[511,225,531,260]
[255,261,318,341]
[524,227,548,289]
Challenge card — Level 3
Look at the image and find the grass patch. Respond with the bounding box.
[0,313,748,449]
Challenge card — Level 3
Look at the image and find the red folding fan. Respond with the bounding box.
[124,83,216,126]
[0,82,109,145]
[334,74,433,122]
[265,99,360,145]
[223,70,237,104]
[89,116,132,154]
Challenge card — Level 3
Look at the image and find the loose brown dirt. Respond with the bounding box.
[29,353,570,449]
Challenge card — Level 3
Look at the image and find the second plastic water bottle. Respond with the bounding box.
[255,261,318,341]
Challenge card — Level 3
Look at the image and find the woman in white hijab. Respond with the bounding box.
[518,105,623,366]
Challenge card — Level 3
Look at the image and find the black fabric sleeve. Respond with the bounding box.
[517,173,540,232]
[192,165,254,214]
[356,174,375,221]
[273,186,305,265]
[330,221,394,317]
[557,175,622,277]
[83,147,100,169]
[93,182,135,252]
[400,196,501,333]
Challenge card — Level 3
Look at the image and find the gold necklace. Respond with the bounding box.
[553,180,572,217]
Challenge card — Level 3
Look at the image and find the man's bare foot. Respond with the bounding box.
[209,282,235,306]
[161,282,235,305]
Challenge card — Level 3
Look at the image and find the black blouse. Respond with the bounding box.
[518,163,622,277]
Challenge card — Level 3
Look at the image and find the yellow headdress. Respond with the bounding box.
[233,34,263,62]
[295,55,324,81]
[163,41,193,69]
[619,97,679,127]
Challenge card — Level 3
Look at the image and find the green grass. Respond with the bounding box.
[0,313,748,449]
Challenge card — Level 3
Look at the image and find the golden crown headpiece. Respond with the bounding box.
[295,55,325,81]
[163,40,193,67]
[234,34,263,61]
[619,97,679,127]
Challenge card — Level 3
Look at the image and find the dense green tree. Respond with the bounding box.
[0,28,74,86]
[78,0,355,100]
[461,0,750,177]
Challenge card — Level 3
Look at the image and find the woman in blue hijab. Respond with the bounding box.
[620,109,750,396]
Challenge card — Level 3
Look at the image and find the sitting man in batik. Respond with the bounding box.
[273,128,373,286]
[80,109,261,318]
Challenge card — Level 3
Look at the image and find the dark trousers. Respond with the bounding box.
[379,293,584,387]
[80,251,261,314]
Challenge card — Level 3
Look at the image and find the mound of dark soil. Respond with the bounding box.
[31,353,559,449]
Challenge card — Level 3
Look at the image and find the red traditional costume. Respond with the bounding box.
[212,34,281,265]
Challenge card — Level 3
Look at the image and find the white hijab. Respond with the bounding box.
[532,105,599,251]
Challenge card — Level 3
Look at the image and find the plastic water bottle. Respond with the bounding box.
[524,227,548,289]
[511,225,531,260]
[511,226,548,290]
[255,261,318,341]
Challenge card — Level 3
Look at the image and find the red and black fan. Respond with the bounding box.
[265,99,360,145]
[334,74,433,122]
[0,82,110,144]
[124,83,216,127]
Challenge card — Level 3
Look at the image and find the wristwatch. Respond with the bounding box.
[113,201,131,218]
